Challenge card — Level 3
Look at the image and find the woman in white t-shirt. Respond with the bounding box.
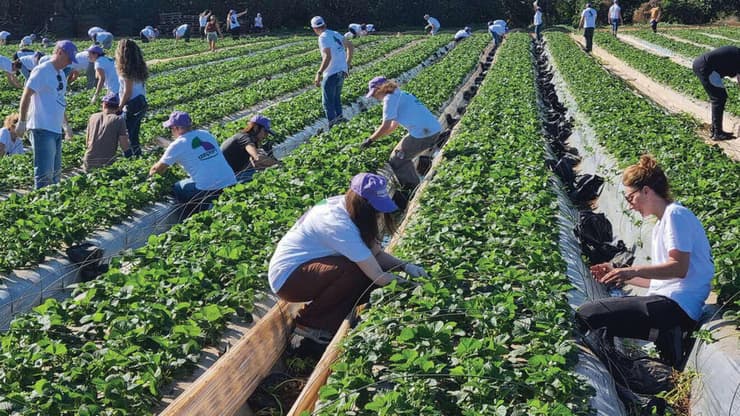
[115,39,148,156]
[88,45,120,103]
[577,155,714,368]
[268,173,428,344]
[0,113,25,156]
[360,77,442,196]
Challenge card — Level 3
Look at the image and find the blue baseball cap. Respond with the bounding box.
[56,40,78,63]
[102,92,119,106]
[350,173,398,213]
[250,114,274,134]
[162,111,192,128]
[366,76,387,98]
[87,45,104,56]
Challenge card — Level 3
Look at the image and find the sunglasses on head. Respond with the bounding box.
[56,74,63,91]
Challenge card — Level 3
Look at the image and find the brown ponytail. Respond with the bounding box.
[345,190,397,247]
[622,154,672,201]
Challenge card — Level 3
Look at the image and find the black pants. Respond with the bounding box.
[140,34,149,43]
[693,57,728,132]
[576,295,696,341]
[584,27,594,52]
[200,26,206,40]
[230,26,240,40]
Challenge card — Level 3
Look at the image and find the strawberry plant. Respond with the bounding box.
[547,32,740,306]
[668,29,739,48]
[630,30,710,59]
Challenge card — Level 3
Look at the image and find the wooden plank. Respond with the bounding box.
[159,301,300,416]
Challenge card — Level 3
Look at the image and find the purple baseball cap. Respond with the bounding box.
[87,45,104,56]
[162,111,192,128]
[350,173,398,213]
[56,40,78,63]
[366,76,387,98]
[250,114,274,134]
[102,92,119,106]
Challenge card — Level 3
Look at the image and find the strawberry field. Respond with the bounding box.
[0,22,738,415]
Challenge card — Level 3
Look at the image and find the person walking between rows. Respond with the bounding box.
[0,113,25,156]
[423,14,440,36]
[116,39,148,157]
[649,3,661,33]
[579,2,598,53]
[692,46,740,141]
[227,9,248,40]
[220,115,278,183]
[311,16,354,127]
[533,6,544,41]
[0,55,22,88]
[88,45,120,104]
[199,10,212,40]
[360,77,442,202]
[576,155,714,367]
[16,40,77,189]
[268,172,428,344]
[149,111,236,208]
[83,93,130,171]
[205,16,223,53]
[608,0,623,37]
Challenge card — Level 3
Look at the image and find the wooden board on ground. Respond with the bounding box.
[569,33,740,162]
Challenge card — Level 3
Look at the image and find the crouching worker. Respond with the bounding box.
[575,155,714,368]
[83,93,130,171]
[360,77,442,204]
[268,173,429,344]
[220,114,279,183]
[149,111,236,213]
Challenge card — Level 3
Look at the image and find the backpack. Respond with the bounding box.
[569,174,604,205]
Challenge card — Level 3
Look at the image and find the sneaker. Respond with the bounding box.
[711,130,735,141]
[293,325,334,345]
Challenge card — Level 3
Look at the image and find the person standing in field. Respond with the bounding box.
[423,14,440,36]
[579,2,598,53]
[608,0,623,37]
[205,15,222,52]
[65,50,95,89]
[227,9,248,40]
[16,40,77,189]
[173,24,190,43]
[533,6,544,41]
[199,10,212,40]
[311,16,354,127]
[692,46,740,141]
[115,39,148,157]
[88,45,120,104]
[0,31,11,46]
[83,93,130,171]
[254,13,264,33]
[649,3,661,33]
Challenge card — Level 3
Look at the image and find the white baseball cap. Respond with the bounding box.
[310,16,325,28]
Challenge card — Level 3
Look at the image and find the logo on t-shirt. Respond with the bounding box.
[192,136,218,160]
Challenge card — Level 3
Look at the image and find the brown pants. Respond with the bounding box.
[389,131,440,189]
[277,256,377,332]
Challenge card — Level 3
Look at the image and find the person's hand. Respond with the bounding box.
[599,267,636,285]
[89,94,97,105]
[360,138,373,149]
[589,262,613,281]
[314,72,322,87]
[63,121,73,140]
[15,120,27,136]
[396,276,421,287]
[404,263,429,278]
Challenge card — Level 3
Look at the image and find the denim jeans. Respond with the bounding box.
[321,72,345,124]
[534,24,542,41]
[123,95,147,156]
[30,129,62,189]
[173,178,223,217]
[611,21,620,34]
[235,168,256,183]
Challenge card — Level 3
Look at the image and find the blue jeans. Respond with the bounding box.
[534,24,542,41]
[611,21,620,34]
[123,95,147,157]
[30,129,62,189]
[173,178,223,216]
[321,72,345,125]
[492,32,501,46]
[235,168,256,183]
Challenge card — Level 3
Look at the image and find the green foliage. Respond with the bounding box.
[662,0,713,24]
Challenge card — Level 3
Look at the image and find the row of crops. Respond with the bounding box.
[0,33,489,414]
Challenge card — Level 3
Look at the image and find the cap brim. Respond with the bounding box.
[365,89,376,98]
[265,127,275,135]
[370,196,399,213]
[162,120,173,128]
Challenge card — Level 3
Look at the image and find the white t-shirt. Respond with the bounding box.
[96,32,113,45]
[0,128,24,155]
[348,23,363,35]
[318,30,348,77]
[534,10,543,26]
[0,55,12,74]
[366,24,375,32]
[454,30,470,40]
[199,15,208,27]
[119,76,146,100]
[383,89,442,138]
[344,32,354,40]
[229,13,240,29]
[255,16,263,28]
[160,129,236,191]
[0,31,9,40]
[94,56,119,94]
[490,24,506,36]
[582,8,597,28]
[26,61,67,134]
[88,27,105,39]
[268,195,373,292]
[493,19,507,28]
[68,51,90,72]
[427,17,440,34]
[175,24,188,38]
[609,5,622,20]
[647,202,714,321]
[141,27,155,40]
[20,36,32,46]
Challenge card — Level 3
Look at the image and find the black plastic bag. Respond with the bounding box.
[66,243,107,282]
[569,174,604,204]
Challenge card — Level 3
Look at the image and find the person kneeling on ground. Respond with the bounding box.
[83,93,130,172]
[0,113,25,156]
[575,155,714,368]
[220,114,279,183]
[268,172,428,344]
[692,45,739,141]
[149,111,236,209]
[360,77,442,206]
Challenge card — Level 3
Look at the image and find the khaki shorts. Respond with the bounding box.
[206,32,218,42]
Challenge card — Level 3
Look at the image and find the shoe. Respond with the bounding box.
[655,326,683,368]
[711,130,735,141]
[294,325,334,345]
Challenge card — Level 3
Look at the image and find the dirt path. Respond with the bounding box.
[619,34,692,67]
[569,33,740,162]
[659,33,712,50]
[700,32,740,43]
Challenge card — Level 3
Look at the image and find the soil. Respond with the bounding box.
[619,34,693,68]
[659,33,712,50]
[569,33,740,162]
